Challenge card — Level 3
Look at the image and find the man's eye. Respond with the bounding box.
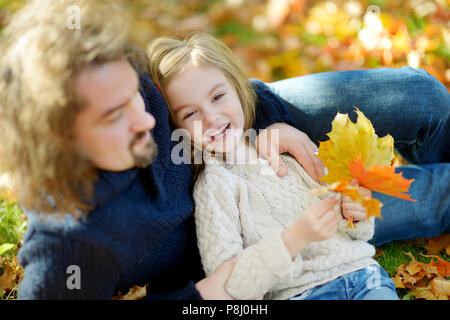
[107,110,123,123]
[213,93,225,101]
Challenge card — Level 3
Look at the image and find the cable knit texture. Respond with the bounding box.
[16,73,295,299]
[194,154,378,300]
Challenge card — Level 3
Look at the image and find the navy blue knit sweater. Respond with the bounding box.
[17,73,295,300]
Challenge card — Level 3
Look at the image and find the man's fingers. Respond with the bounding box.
[260,142,288,177]
[289,139,326,184]
[289,141,319,181]
[269,154,287,177]
[255,133,287,177]
[308,141,327,181]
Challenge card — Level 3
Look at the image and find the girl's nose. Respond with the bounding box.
[202,107,219,128]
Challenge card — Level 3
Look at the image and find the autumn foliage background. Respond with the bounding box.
[0,0,449,300]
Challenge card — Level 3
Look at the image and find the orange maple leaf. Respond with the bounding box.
[312,180,383,229]
[349,156,416,201]
[421,254,450,278]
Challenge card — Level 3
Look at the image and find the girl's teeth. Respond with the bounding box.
[210,123,229,142]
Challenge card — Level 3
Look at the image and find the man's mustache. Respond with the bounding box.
[130,131,148,147]
[130,130,158,168]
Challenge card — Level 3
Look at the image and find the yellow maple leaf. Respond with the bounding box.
[316,107,415,228]
[318,107,394,185]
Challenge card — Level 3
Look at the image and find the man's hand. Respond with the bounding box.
[195,257,237,300]
[341,179,371,222]
[255,123,326,181]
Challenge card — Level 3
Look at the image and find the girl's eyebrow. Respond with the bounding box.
[207,82,225,96]
[173,82,226,114]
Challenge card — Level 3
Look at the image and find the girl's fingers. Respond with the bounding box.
[342,202,366,212]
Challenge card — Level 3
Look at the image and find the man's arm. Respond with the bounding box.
[251,79,326,181]
[17,231,121,299]
[251,79,296,130]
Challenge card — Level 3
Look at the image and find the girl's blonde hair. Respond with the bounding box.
[147,33,258,179]
[147,33,257,131]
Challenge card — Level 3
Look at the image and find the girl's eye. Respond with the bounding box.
[213,93,225,101]
[183,111,196,120]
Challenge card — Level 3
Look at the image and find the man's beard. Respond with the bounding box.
[130,131,158,168]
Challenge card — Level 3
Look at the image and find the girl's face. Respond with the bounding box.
[165,63,245,154]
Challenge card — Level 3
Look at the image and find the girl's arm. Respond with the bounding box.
[193,168,303,300]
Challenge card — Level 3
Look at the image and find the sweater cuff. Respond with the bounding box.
[338,216,375,241]
[254,231,299,278]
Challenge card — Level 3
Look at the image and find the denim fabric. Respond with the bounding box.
[267,66,450,246]
[289,265,399,300]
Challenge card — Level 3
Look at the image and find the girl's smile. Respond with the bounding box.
[165,63,246,154]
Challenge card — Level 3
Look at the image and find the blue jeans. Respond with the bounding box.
[267,66,450,246]
[289,265,399,300]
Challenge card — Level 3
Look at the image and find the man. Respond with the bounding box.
[0,0,322,299]
[0,0,448,299]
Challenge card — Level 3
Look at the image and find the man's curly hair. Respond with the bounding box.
[0,0,132,216]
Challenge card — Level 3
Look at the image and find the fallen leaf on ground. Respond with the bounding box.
[393,252,449,300]
[426,234,450,255]
[0,257,22,293]
[421,254,450,277]
[112,285,147,300]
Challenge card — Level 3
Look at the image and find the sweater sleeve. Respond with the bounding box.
[193,168,302,300]
[17,230,121,300]
[18,229,204,300]
[250,79,296,130]
[337,211,375,242]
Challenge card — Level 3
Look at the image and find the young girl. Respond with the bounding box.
[147,33,399,300]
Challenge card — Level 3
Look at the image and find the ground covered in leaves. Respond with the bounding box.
[0,0,449,300]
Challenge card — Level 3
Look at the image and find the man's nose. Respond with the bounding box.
[130,103,156,133]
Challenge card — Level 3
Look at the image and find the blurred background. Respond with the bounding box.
[1,0,449,90]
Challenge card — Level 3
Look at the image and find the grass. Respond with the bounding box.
[0,192,27,300]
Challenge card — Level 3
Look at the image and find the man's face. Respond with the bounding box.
[72,59,158,171]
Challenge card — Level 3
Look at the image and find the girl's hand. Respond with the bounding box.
[341,179,372,222]
[283,197,338,258]
[195,257,237,300]
[255,122,326,182]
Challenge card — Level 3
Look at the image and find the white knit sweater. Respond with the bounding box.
[193,154,378,300]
